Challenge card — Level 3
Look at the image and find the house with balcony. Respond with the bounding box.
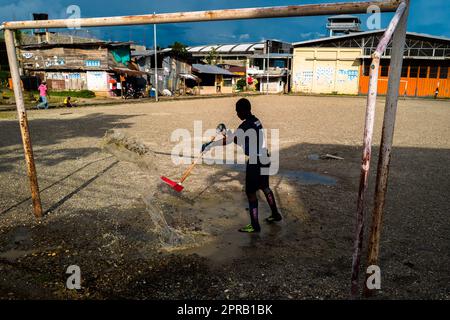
[187,40,292,93]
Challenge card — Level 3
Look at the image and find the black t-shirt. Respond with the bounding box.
[235,115,267,162]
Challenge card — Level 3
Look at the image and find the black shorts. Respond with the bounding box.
[245,160,270,193]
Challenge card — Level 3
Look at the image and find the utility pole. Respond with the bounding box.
[153,13,159,102]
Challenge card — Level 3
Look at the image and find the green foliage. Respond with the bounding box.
[46,90,96,98]
[236,78,247,91]
[14,30,22,44]
[206,47,218,65]
[169,41,191,60]
[0,70,10,88]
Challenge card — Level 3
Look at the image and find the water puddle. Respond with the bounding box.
[308,154,320,160]
[181,215,288,265]
[100,129,313,263]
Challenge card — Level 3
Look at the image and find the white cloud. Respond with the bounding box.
[299,32,325,39]
[239,34,250,40]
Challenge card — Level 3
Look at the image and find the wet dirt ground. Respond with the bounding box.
[0,95,449,299]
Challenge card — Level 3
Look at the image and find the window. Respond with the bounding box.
[429,66,438,79]
[380,65,389,77]
[223,78,232,87]
[409,66,419,78]
[401,65,409,78]
[363,63,371,76]
[439,66,448,79]
[409,49,419,57]
[435,49,444,57]
[201,74,216,86]
[419,66,428,78]
[273,60,286,68]
[420,49,434,56]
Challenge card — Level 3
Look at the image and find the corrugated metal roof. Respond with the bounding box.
[328,14,360,20]
[200,45,217,52]
[192,64,236,76]
[231,43,254,52]
[188,46,206,52]
[20,41,131,50]
[187,42,265,54]
[293,29,450,46]
[216,44,237,52]
[111,67,148,76]
[131,48,172,57]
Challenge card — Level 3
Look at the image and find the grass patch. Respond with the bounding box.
[28,90,96,99]
[0,111,16,119]
[47,90,96,98]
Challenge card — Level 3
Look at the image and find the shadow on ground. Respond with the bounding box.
[0,138,449,299]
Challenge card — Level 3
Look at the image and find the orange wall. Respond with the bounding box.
[359,64,450,98]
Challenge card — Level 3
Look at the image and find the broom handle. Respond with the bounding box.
[179,135,216,183]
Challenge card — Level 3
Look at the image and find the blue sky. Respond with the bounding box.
[1,0,449,47]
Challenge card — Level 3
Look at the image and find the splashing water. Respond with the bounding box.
[101,129,160,174]
[142,193,185,246]
[101,129,201,248]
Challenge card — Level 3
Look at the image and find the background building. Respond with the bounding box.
[326,15,361,37]
[188,40,292,93]
[292,29,450,97]
[19,40,144,96]
[132,48,199,95]
[192,64,238,95]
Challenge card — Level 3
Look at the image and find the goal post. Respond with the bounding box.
[1,0,409,298]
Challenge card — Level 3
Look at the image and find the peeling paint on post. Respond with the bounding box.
[364,0,410,297]
[351,56,380,298]
[4,29,43,218]
[350,1,407,298]
[2,1,400,29]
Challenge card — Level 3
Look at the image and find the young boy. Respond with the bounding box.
[64,96,73,108]
[203,98,282,233]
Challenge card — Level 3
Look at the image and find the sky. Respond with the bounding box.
[0,0,449,47]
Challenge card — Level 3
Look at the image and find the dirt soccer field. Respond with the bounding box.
[0,95,449,299]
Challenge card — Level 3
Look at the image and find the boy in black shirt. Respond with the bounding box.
[203,98,282,233]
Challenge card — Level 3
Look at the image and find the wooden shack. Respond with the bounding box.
[19,41,145,96]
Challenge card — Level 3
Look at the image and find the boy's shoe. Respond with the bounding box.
[265,214,282,223]
[238,224,260,233]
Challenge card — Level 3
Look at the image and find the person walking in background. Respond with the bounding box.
[36,81,48,109]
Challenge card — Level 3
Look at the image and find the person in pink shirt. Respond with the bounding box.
[37,81,48,109]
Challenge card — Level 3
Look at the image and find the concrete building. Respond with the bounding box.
[326,15,361,37]
[191,64,238,95]
[188,40,292,93]
[292,30,450,97]
[132,48,199,95]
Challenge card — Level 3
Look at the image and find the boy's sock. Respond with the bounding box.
[263,188,282,222]
[248,200,261,231]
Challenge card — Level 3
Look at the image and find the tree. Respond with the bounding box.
[206,47,218,65]
[169,41,190,60]
[14,30,22,45]
[236,78,247,91]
